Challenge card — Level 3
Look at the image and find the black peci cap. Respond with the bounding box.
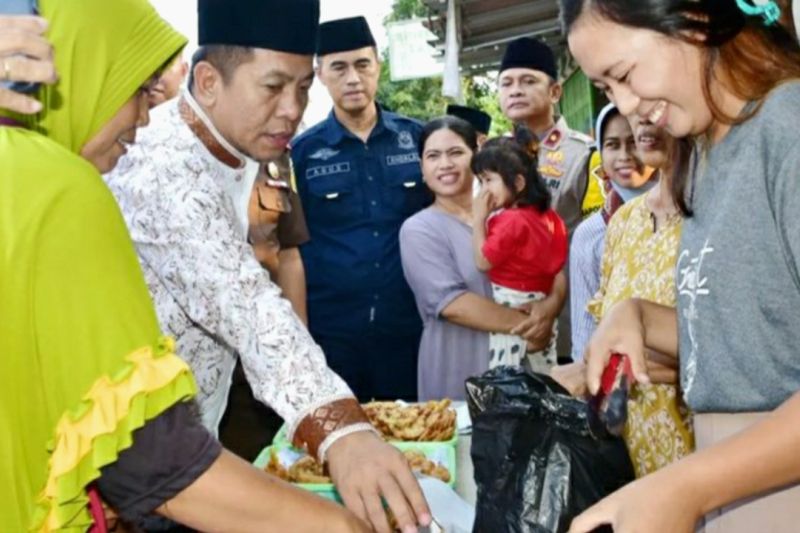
[199,0,320,55]
[317,16,377,56]
[446,104,492,135]
[500,37,557,80]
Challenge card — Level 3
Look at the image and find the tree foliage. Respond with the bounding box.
[377,0,511,136]
[385,0,428,21]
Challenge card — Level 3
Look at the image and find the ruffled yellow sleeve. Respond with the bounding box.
[32,338,196,531]
[12,161,199,532]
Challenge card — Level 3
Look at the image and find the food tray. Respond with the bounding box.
[271,423,459,449]
[272,401,459,449]
[254,441,457,502]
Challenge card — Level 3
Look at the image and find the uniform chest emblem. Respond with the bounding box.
[398,131,415,150]
[539,163,564,179]
[540,147,565,179]
[309,148,340,161]
[546,150,565,165]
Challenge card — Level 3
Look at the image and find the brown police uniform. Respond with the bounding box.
[247,152,310,277]
[537,116,598,235]
[536,117,598,361]
[220,151,310,459]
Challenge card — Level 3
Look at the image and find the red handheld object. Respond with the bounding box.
[600,352,634,396]
[588,353,634,438]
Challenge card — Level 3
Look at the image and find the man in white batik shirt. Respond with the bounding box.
[109,90,352,442]
[104,1,431,531]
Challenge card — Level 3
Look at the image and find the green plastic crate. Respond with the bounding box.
[254,441,457,503]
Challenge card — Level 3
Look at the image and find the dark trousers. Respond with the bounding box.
[313,329,420,402]
[218,361,284,462]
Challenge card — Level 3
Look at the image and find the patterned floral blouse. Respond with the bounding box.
[588,194,694,477]
[104,93,372,461]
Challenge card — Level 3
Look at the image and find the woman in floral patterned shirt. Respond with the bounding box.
[552,118,693,477]
[586,117,693,477]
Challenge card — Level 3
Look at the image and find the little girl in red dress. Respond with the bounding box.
[472,136,568,372]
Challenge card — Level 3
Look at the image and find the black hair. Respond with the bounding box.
[562,0,742,44]
[667,136,694,217]
[188,45,255,92]
[141,50,184,92]
[471,128,551,212]
[418,116,479,158]
[157,50,184,79]
[560,0,800,217]
[598,107,622,147]
[560,0,800,124]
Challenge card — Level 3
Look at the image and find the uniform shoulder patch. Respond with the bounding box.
[397,130,415,150]
[567,129,595,146]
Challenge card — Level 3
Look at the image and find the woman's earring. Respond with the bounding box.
[735,0,782,26]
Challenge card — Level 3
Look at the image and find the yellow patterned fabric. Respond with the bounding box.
[588,195,694,477]
[581,149,605,217]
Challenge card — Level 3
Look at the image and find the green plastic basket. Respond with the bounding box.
[254,441,457,503]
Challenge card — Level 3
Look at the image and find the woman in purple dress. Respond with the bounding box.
[400,117,565,400]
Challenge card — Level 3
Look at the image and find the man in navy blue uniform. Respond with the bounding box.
[291,17,429,401]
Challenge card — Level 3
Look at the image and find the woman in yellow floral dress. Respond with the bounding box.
[552,114,693,477]
[585,116,694,477]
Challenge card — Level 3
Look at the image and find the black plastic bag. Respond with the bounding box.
[466,366,635,533]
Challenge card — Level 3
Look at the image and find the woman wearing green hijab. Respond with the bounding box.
[0,1,369,532]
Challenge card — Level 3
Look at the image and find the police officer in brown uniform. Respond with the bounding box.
[248,151,310,322]
[221,153,310,459]
[498,37,601,361]
[499,37,599,234]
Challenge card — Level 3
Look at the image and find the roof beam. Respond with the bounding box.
[463,0,557,33]
[461,18,562,50]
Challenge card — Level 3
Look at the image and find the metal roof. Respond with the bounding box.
[422,0,564,75]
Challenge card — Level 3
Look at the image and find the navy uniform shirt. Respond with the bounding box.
[291,107,430,341]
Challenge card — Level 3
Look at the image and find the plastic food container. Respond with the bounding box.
[254,441,458,502]
[272,401,459,449]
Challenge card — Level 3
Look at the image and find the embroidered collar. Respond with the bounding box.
[540,117,568,150]
[601,189,624,225]
[179,91,247,169]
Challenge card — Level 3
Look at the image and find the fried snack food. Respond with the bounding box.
[289,456,330,484]
[266,449,290,480]
[403,450,451,483]
[264,449,451,484]
[363,399,456,441]
[266,450,330,484]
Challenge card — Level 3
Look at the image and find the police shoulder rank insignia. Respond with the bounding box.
[568,130,595,146]
[398,131,415,150]
[543,129,562,150]
[309,148,340,161]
